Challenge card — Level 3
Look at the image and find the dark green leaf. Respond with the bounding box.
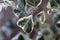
[18,18,28,27]
[17,16,33,33]
[41,14,44,22]
[37,12,45,24]
[18,35,24,40]
[26,0,40,7]
[25,19,32,33]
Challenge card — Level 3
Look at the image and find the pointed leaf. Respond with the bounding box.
[18,35,24,40]
[24,19,33,33]
[26,0,40,7]
[17,15,33,33]
[37,11,46,24]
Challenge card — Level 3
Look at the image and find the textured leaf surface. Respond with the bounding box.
[17,15,33,33]
[26,0,40,7]
[37,11,46,24]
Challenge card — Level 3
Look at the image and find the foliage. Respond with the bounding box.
[16,0,60,40]
[0,0,60,40]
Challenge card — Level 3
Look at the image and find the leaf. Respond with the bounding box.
[18,18,28,27]
[18,35,24,40]
[41,14,44,22]
[26,0,40,7]
[17,15,33,33]
[37,11,46,24]
[25,19,33,33]
[40,14,46,24]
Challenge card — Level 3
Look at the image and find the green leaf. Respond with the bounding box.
[17,15,33,33]
[26,0,40,7]
[41,14,44,22]
[25,19,33,33]
[18,35,24,40]
[18,18,28,27]
[37,11,46,24]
